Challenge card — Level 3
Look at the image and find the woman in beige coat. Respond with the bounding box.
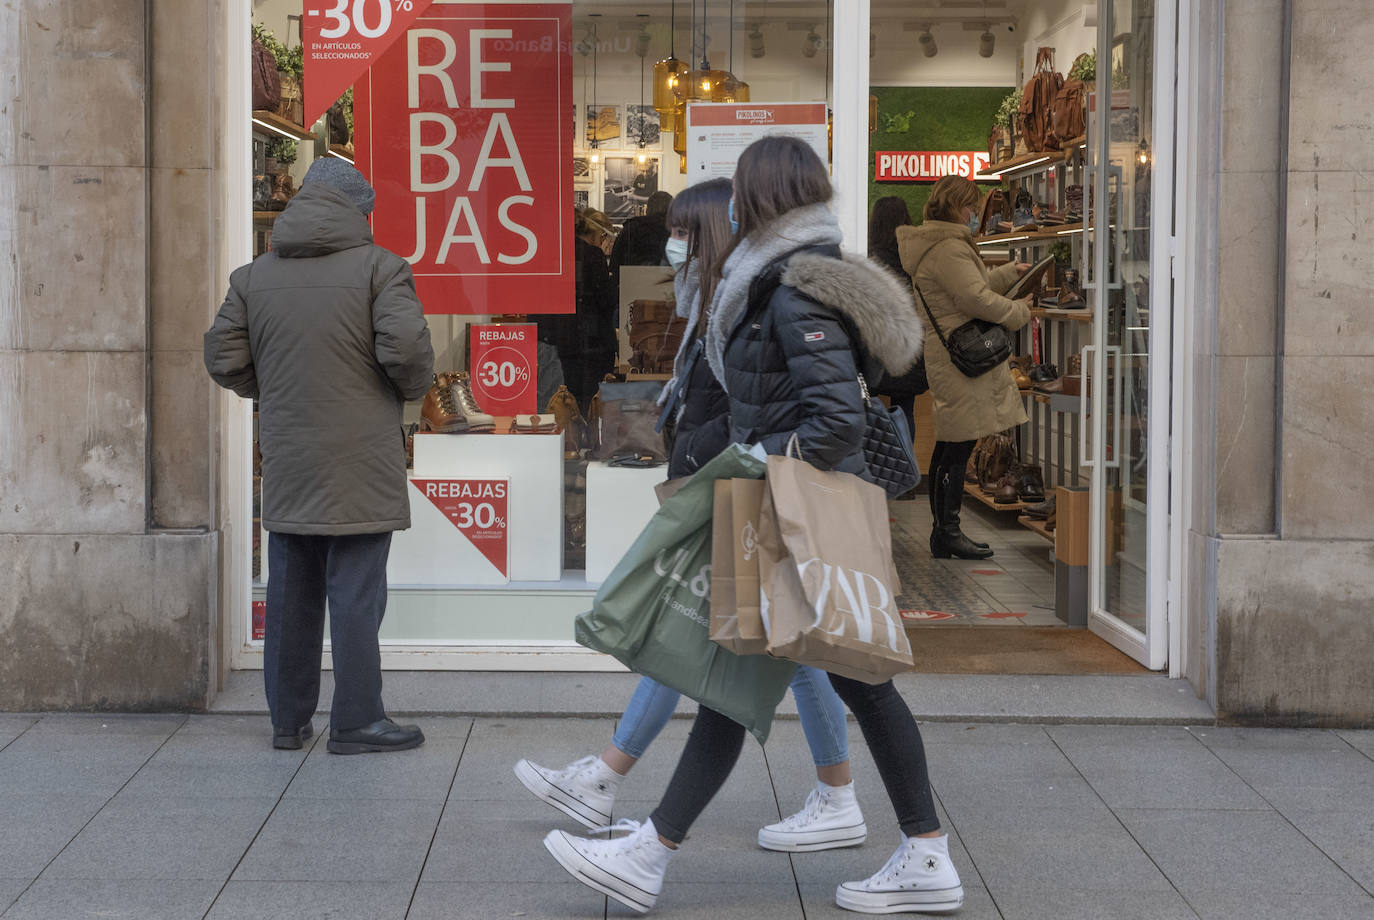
[896,176,1032,560]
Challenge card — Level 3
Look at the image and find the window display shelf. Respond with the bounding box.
[974,222,1085,247]
[328,144,355,163]
[1031,307,1092,322]
[963,481,1027,513]
[252,110,315,141]
[975,148,1067,181]
[252,211,279,223]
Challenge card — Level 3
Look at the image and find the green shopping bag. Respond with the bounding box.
[574,444,798,744]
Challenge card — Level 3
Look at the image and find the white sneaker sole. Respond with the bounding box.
[758,821,868,852]
[834,883,964,914]
[512,760,610,831]
[543,830,658,915]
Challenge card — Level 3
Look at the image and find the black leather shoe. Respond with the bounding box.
[272,723,313,751]
[930,530,995,560]
[327,719,425,755]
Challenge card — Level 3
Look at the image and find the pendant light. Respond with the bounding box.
[653,0,687,133]
[588,18,601,164]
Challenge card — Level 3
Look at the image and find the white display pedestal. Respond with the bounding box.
[585,461,667,584]
[400,432,564,583]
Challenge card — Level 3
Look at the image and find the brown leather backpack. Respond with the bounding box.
[251,38,280,112]
[1049,53,1090,149]
[1017,48,1064,153]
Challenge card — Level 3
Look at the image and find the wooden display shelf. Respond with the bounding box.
[976,148,1066,180]
[329,144,355,163]
[1018,514,1056,544]
[974,222,1085,247]
[252,210,279,223]
[252,110,315,141]
[1031,306,1092,322]
[964,481,1027,513]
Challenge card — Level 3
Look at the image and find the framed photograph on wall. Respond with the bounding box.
[625,104,662,150]
[602,156,660,222]
[585,104,622,147]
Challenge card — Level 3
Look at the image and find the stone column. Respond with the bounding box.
[0,0,222,709]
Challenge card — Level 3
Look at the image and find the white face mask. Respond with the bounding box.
[665,237,689,270]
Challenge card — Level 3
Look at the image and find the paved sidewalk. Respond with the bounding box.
[2,711,1372,919]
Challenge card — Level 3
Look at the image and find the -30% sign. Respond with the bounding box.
[318,0,413,40]
[469,325,538,415]
[449,502,506,530]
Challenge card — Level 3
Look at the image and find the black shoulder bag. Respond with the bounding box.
[912,243,1013,378]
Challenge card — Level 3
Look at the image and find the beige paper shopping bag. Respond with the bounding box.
[709,479,769,654]
[759,454,912,684]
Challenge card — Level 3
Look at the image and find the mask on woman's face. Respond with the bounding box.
[664,237,689,270]
[728,198,740,235]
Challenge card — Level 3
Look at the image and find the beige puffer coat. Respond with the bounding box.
[896,220,1030,443]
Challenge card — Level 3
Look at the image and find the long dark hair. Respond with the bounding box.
[868,196,913,252]
[666,178,732,331]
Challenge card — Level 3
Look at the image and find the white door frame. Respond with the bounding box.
[1086,0,1179,671]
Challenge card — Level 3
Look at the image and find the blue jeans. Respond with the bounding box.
[611,665,849,766]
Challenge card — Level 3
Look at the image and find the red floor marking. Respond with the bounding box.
[970,569,1003,576]
[980,611,1028,619]
[901,609,958,621]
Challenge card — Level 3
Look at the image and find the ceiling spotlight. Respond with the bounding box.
[749,25,765,59]
[802,27,820,58]
[918,28,937,58]
[979,28,995,57]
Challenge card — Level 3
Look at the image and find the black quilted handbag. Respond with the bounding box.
[859,373,921,498]
[914,282,1011,378]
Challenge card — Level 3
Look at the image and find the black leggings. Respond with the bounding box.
[649,673,941,844]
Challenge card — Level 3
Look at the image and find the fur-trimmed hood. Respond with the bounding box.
[780,251,924,377]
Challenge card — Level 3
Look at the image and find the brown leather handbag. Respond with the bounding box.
[251,38,280,112]
[595,380,667,463]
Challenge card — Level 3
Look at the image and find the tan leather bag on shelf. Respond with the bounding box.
[1017,48,1065,153]
[251,39,281,112]
[1049,53,1091,148]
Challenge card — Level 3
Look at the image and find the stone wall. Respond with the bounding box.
[0,0,222,710]
[1201,0,1374,727]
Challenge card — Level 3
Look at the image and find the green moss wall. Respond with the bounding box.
[867,86,1011,235]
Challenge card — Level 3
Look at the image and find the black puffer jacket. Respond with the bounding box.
[667,338,731,478]
[721,245,924,476]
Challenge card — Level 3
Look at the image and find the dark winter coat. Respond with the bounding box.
[204,184,434,534]
[720,245,925,477]
[667,338,731,478]
[610,213,669,282]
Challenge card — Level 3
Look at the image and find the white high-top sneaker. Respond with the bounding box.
[758,781,868,852]
[513,755,623,830]
[835,833,964,914]
[544,818,674,915]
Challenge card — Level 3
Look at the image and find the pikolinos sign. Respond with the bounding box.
[354,2,574,314]
[874,151,991,182]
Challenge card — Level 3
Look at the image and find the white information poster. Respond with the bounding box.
[685,102,830,182]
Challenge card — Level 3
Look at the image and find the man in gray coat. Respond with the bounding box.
[205,159,434,753]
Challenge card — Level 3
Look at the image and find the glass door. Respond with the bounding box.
[1084,0,1172,668]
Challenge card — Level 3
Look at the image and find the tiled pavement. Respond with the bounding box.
[2,712,1372,919]
[891,499,1059,625]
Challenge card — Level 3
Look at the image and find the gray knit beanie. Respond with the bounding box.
[304,157,376,215]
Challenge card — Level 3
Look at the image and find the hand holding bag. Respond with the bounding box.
[758,449,913,684]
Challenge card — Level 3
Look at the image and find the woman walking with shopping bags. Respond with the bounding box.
[544,136,963,916]
[517,178,870,855]
[897,176,1032,560]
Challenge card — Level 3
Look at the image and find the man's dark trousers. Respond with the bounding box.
[264,532,392,733]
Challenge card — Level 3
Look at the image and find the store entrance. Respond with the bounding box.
[871,0,1174,674]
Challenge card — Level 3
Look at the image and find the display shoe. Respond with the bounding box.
[1016,464,1047,503]
[272,722,313,751]
[758,782,868,853]
[835,833,964,915]
[1024,495,1056,520]
[420,372,495,433]
[1028,363,1059,384]
[544,817,674,915]
[513,754,622,830]
[1007,254,1056,301]
[512,413,558,433]
[546,385,589,456]
[964,439,986,484]
[993,469,1022,505]
[1010,359,1033,390]
[1035,376,1066,394]
[326,719,424,754]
